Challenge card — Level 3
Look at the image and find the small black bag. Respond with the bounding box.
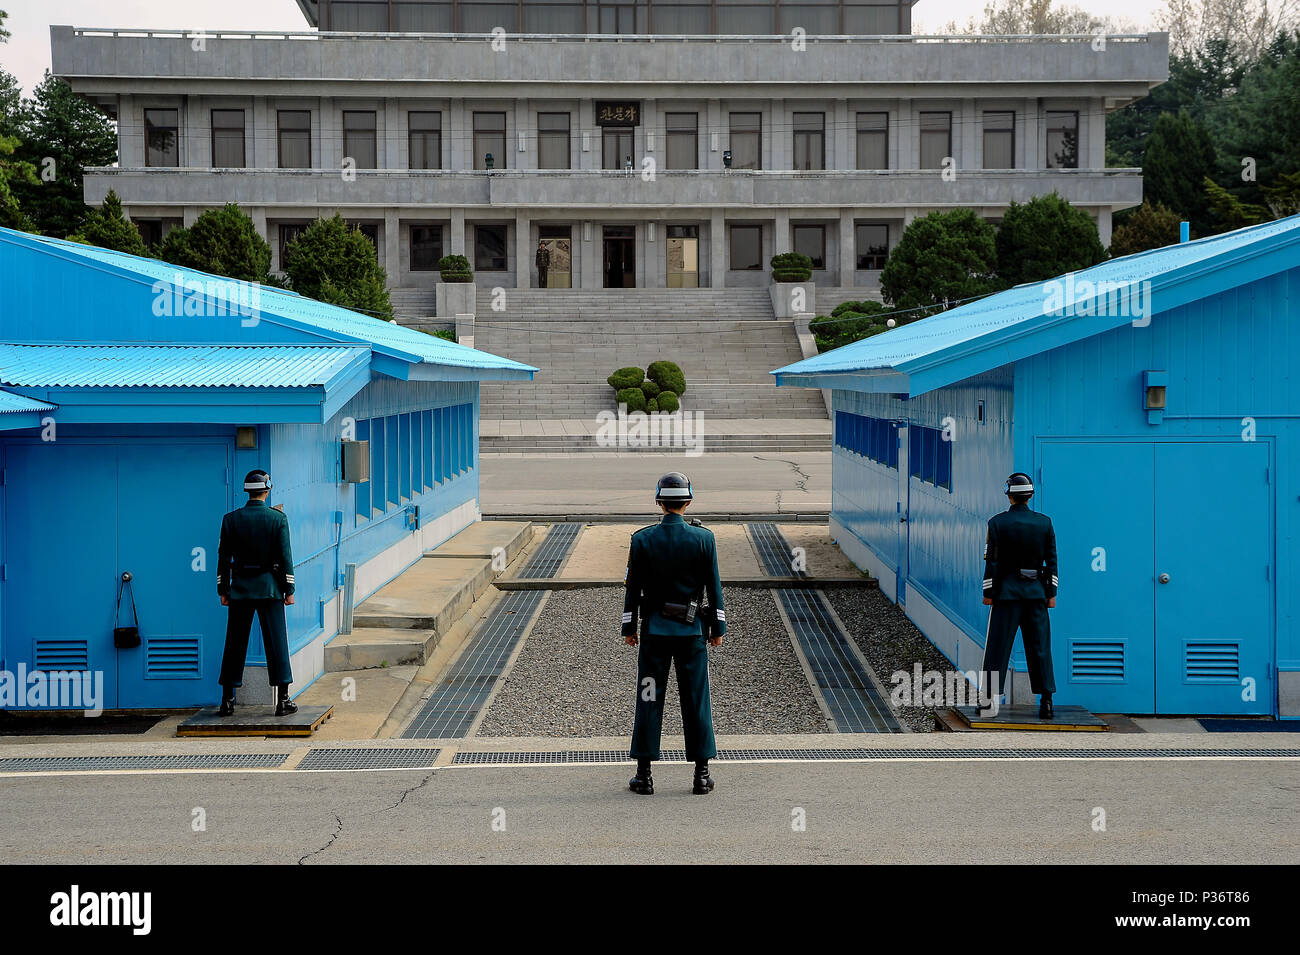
[114,573,141,649]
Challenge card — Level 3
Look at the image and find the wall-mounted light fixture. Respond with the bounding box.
[1143,370,1167,425]
[647,222,657,242]
[236,426,257,450]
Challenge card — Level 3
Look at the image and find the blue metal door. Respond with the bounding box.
[1040,442,1157,712]
[1154,442,1271,714]
[116,444,231,708]
[4,444,121,709]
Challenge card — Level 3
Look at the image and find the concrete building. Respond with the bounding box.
[774,216,1300,718]
[50,5,1168,302]
[0,226,534,709]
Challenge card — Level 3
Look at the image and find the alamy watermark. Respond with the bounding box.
[1042,273,1152,326]
[0,665,104,716]
[595,404,706,456]
[151,273,261,327]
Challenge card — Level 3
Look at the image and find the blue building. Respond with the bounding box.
[775,215,1300,718]
[0,227,534,709]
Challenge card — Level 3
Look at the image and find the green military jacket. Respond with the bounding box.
[217,499,296,601]
[622,513,726,638]
[982,502,1058,602]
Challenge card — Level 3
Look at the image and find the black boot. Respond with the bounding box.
[218,689,236,717]
[628,759,653,795]
[692,761,715,795]
[274,685,298,717]
[1039,694,1054,720]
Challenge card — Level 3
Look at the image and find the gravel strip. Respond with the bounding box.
[477,586,829,738]
[825,587,953,732]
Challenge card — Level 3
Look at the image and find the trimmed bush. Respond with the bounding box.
[646,398,660,414]
[770,251,813,282]
[640,380,661,399]
[608,366,645,390]
[811,301,892,352]
[437,254,473,282]
[657,391,680,414]
[432,328,456,342]
[646,360,687,396]
[615,387,647,413]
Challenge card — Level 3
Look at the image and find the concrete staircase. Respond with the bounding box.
[390,287,437,321]
[812,286,884,316]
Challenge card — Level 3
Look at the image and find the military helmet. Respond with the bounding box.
[654,471,693,503]
[1004,472,1034,498]
[243,469,273,493]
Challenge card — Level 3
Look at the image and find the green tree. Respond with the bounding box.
[10,72,118,237]
[879,209,1000,313]
[1142,111,1217,235]
[1203,176,1267,231]
[1109,202,1184,258]
[68,190,147,255]
[282,214,393,320]
[995,193,1106,286]
[158,203,272,283]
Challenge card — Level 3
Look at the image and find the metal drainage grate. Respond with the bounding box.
[0,753,288,773]
[750,522,805,578]
[779,588,901,734]
[451,747,1300,765]
[401,590,546,739]
[521,522,581,578]
[296,747,441,771]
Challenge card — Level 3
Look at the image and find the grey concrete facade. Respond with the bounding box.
[52,25,1169,293]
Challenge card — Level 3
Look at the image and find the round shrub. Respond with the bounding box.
[646,398,660,414]
[608,366,645,390]
[646,360,687,396]
[656,391,680,414]
[437,254,473,282]
[615,387,647,413]
[770,251,813,282]
[640,380,661,399]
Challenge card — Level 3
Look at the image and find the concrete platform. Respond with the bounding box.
[424,520,532,565]
[324,627,438,671]
[176,705,333,738]
[351,556,494,632]
[953,704,1109,731]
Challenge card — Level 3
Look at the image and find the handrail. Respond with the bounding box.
[68,27,1160,44]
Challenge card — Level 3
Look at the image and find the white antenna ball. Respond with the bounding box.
[886,318,896,328]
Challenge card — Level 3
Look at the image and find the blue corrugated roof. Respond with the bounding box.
[774,214,1300,395]
[0,389,57,413]
[5,230,537,378]
[0,344,367,388]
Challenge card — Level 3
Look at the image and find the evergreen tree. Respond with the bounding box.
[995,193,1106,286]
[68,190,147,256]
[1109,202,1184,258]
[1142,110,1217,235]
[282,214,393,320]
[158,203,272,283]
[879,209,1000,314]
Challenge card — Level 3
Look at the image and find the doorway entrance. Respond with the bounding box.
[666,225,699,288]
[603,226,635,288]
[537,226,571,288]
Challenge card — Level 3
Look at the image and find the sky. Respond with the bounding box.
[1,0,1168,95]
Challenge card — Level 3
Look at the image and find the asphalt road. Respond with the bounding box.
[3,758,1297,864]
[479,451,830,516]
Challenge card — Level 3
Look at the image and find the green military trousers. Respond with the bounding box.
[219,599,293,689]
[630,634,717,762]
[982,599,1056,699]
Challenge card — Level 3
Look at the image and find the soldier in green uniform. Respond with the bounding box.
[216,469,298,717]
[980,472,1059,719]
[622,472,726,796]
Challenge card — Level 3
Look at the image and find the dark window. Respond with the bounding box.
[602,127,633,170]
[135,219,163,249]
[1046,110,1079,169]
[474,112,506,170]
[665,112,698,170]
[279,223,308,269]
[411,225,442,271]
[855,223,888,270]
[343,110,378,169]
[856,112,888,170]
[395,2,453,30]
[835,412,898,470]
[211,109,245,167]
[908,424,952,491]
[349,222,380,249]
[793,112,824,171]
[145,108,179,167]
[983,111,1015,169]
[793,224,825,270]
[278,110,312,168]
[729,112,761,170]
[596,0,638,33]
[475,224,508,271]
[919,112,951,169]
[409,111,441,169]
[537,112,571,169]
[329,1,389,30]
[730,224,762,270]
